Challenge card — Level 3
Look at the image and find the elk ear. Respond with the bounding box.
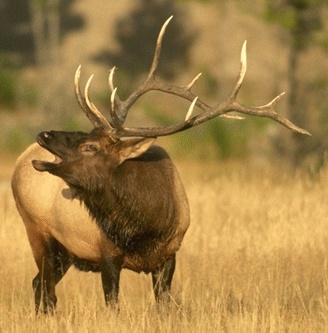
[117,137,156,164]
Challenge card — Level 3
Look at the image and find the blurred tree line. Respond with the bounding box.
[0,0,327,168]
[0,0,192,111]
[0,0,84,110]
[264,0,328,167]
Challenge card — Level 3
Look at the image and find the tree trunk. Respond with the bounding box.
[29,0,62,124]
[286,38,301,166]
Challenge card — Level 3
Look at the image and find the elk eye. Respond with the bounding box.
[79,143,100,154]
[87,144,98,151]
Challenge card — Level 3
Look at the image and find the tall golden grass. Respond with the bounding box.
[1,161,328,332]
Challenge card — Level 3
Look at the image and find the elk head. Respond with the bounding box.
[32,128,155,190]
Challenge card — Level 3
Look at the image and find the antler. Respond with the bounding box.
[74,16,311,138]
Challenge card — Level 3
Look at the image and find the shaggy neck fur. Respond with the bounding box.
[71,149,178,254]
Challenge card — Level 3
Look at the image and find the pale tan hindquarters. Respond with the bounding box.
[12,143,103,262]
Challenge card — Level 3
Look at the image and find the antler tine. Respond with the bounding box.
[108,66,116,92]
[185,97,198,121]
[187,73,202,90]
[147,15,173,81]
[109,87,123,129]
[229,93,311,135]
[261,92,285,109]
[107,67,126,124]
[84,74,113,132]
[227,40,247,102]
[74,66,109,129]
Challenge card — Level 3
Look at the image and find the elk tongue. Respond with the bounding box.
[53,154,63,165]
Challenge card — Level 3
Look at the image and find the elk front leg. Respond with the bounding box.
[33,238,72,314]
[100,256,122,307]
[151,255,176,303]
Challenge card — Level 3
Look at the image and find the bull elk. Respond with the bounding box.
[11,17,309,314]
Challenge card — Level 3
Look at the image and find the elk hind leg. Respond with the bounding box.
[33,238,72,314]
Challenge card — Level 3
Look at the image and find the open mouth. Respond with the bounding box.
[32,136,64,172]
[49,154,64,165]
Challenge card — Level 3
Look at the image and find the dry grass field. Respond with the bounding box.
[1,160,328,332]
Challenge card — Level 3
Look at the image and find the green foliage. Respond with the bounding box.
[4,126,35,153]
[198,67,219,97]
[264,0,326,50]
[143,103,175,126]
[177,0,216,2]
[59,116,84,132]
[204,119,248,159]
[0,55,39,110]
[20,83,38,108]
[0,56,18,109]
[33,0,47,8]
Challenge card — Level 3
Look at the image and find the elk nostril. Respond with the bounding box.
[43,131,53,140]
